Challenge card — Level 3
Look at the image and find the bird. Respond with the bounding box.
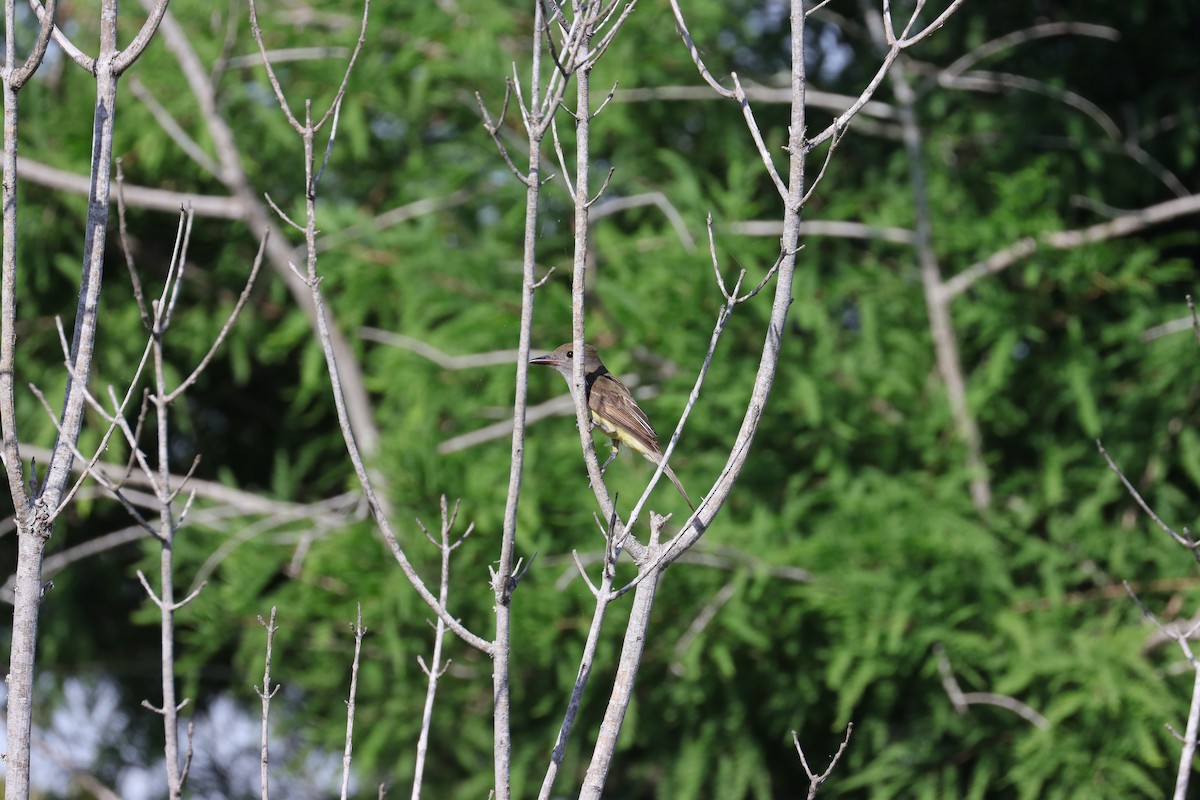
[531,343,693,509]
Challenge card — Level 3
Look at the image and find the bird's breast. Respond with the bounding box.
[589,408,619,437]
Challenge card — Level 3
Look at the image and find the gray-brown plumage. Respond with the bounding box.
[531,343,693,509]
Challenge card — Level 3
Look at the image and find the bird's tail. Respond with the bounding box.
[662,463,694,511]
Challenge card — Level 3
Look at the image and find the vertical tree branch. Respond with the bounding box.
[578,554,661,798]
[567,3,615,522]
[412,497,472,800]
[493,4,642,795]
[1173,651,1200,800]
[2,0,161,793]
[0,23,36,780]
[863,4,992,509]
[148,227,192,799]
[340,605,366,800]
[536,554,615,799]
[412,608,447,800]
[256,608,280,800]
[489,2,559,794]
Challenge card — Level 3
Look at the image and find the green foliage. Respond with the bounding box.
[7,0,1200,798]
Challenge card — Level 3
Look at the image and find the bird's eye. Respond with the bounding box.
[566,350,573,358]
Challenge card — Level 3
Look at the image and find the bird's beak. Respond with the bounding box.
[529,352,559,367]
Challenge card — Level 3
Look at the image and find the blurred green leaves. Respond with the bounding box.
[7,0,1200,797]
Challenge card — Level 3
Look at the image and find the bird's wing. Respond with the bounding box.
[588,373,661,456]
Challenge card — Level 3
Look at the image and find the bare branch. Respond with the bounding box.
[17,157,245,219]
[793,723,853,799]
[942,194,1200,300]
[584,166,616,208]
[550,115,577,201]
[128,78,220,178]
[13,0,58,86]
[588,80,620,121]
[797,125,844,207]
[246,0,303,132]
[50,335,155,518]
[136,569,164,608]
[579,567,660,797]
[114,160,152,327]
[942,22,1120,79]
[171,582,206,611]
[551,542,811,591]
[536,556,615,799]
[312,0,371,132]
[727,218,915,244]
[263,192,305,232]
[618,83,897,122]
[583,2,637,68]
[935,643,1049,729]
[899,0,968,48]
[730,72,787,200]
[359,330,521,370]
[165,231,267,402]
[26,0,93,72]
[244,0,487,652]
[666,0,736,99]
[1176,667,1200,800]
[1097,439,1199,556]
[256,608,281,800]
[570,550,601,597]
[476,84,533,186]
[156,205,196,331]
[27,383,158,538]
[669,580,737,676]
[340,604,366,800]
[412,497,469,800]
[591,191,696,251]
[144,0,386,463]
[113,0,172,74]
[1120,581,1200,800]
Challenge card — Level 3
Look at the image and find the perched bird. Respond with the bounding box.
[531,343,693,509]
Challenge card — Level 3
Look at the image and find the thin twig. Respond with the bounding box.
[26,384,159,539]
[256,608,280,800]
[340,604,366,800]
[114,159,151,328]
[793,723,853,799]
[165,231,267,402]
[476,84,533,186]
[26,0,93,71]
[1097,439,1198,556]
[412,497,472,800]
[730,72,787,200]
